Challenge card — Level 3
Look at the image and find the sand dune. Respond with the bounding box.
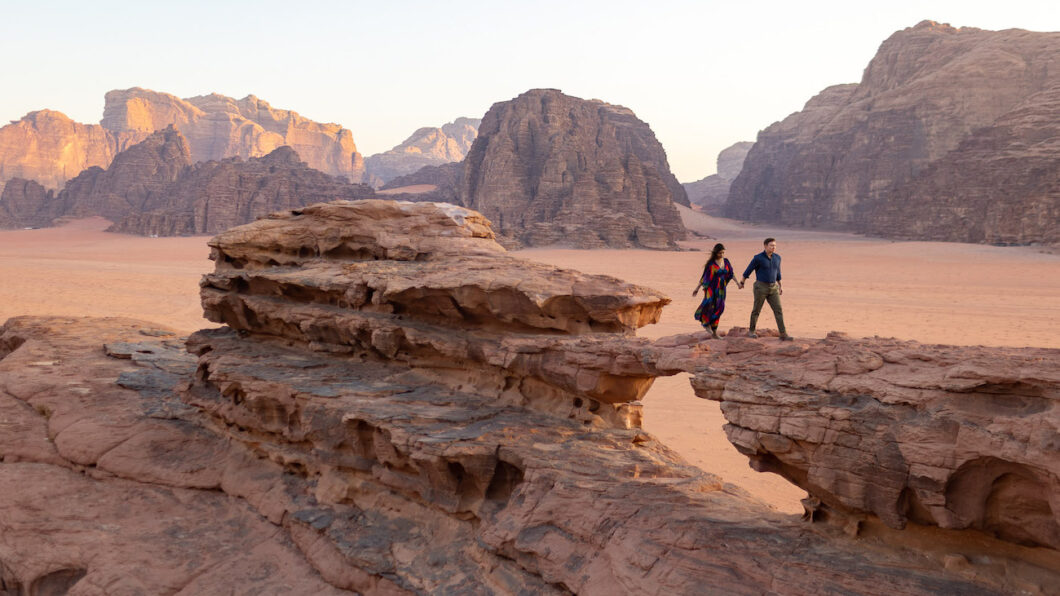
[3,212,1058,514]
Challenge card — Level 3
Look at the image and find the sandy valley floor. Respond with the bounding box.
[2,211,1058,514]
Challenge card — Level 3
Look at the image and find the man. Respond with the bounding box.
[740,238,792,341]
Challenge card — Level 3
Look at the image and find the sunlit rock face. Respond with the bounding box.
[103,88,368,183]
[726,21,1060,244]
[0,109,144,191]
[460,89,688,249]
[0,87,369,193]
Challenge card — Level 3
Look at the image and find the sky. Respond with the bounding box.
[1,0,1058,182]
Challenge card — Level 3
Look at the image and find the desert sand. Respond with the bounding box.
[2,210,1058,514]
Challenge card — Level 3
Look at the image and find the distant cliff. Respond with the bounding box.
[726,21,1060,244]
[111,146,376,236]
[0,87,368,191]
[683,141,753,211]
[0,127,375,235]
[867,85,1060,244]
[460,89,688,249]
[365,118,479,185]
[0,110,145,191]
[102,88,367,183]
[377,162,463,205]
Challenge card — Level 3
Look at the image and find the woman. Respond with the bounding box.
[693,243,742,338]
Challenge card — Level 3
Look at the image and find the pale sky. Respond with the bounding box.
[1,0,1057,181]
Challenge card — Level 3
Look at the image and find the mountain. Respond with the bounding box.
[0,127,375,234]
[682,141,753,211]
[377,161,463,205]
[726,21,1060,244]
[0,87,368,191]
[459,89,688,249]
[0,110,145,191]
[364,117,480,185]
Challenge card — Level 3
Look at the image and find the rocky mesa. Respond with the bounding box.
[726,21,1060,244]
[460,89,688,249]
[1,199,1055,594]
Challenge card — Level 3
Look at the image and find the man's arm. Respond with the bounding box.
[741,256,757,283]
[776,255,782,294]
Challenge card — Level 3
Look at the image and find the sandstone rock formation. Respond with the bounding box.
[0,109,145,190]
[670,330,1060,557]
[0,127,375,234]
[60,125,192,222]
[102,88,368,182]
[0,126,189,229]
[460,89,688,249]
[683,141,753,211]
[868,85,1060,244]
[0,178,61,229]
[0,87,368,193]
[365,117,480,185]
[377,161,463,205]
[1,199,1048,593]
[726,22,1060,244]
[0,316,357,595]
[110,145,375,236]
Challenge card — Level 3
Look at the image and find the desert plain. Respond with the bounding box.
[2,207,1058,515]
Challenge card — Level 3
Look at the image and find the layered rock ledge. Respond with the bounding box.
[671,331,1059,554]
[1,200,1056,594]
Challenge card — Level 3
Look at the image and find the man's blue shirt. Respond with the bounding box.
[742,251,781,283]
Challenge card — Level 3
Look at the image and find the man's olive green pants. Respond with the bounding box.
[750,281,786,335]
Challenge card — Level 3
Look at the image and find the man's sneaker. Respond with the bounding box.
[746,332,758,338]
[779,335,793,342]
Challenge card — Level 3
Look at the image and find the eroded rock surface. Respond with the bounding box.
[0,317,347,595]
[726,21,1060,244]
[460,89,687,249]
[669,330,1060,555]
[0,199,1026,594]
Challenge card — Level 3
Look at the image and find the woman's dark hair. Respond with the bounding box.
[703,243,726,278]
